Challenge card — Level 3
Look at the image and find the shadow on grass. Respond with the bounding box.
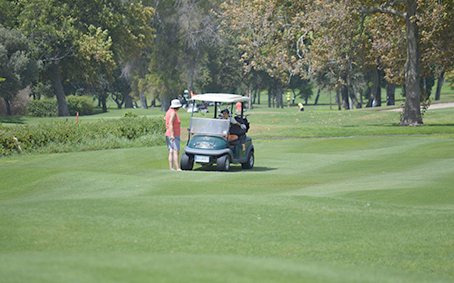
[425,123,454,127]
[92,107,108,115]
[0,115,27,124]
[193,166,276,172]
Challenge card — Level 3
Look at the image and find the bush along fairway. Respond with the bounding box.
[1,134,454,283]
[0,115,166,155]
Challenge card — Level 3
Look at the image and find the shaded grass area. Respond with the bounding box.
[1,136,454,282]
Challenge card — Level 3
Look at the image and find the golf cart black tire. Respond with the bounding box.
[216,155,230,172]
[242,150,254,169]
[180,153,194,170]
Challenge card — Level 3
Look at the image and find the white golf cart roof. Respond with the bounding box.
[190,93,249,103]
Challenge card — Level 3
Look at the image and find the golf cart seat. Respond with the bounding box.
[229,133,246,146]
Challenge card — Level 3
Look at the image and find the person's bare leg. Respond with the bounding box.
[169,149,175,170]
[173,150,180,170]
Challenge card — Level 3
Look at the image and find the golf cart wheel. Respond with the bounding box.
[180,153,194,170]
[216,155,230,172]
[242,150,254,169]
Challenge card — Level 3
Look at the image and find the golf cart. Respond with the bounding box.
[181,93,254,172]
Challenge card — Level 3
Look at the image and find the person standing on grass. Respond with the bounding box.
[165,99,182,171]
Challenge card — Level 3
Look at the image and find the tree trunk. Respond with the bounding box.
[140,91,148,109]
[276,82,283,108]
[400,0,422,126]
[364,87,374,107]
[359,85,363,105]
[371,66,380,107]
[314,88,321,105]
[4,98,12,116]
[386,82,396,105]
[268,85,272,108]
[375,82,382,107]
[329,90,332,110]
[161,95,170,111]
[435,71,444,101]
[248,85,253,109]
[348,85,361,108]
[51,62,69,116]
[335,89,341,110]
[341,84,349,110]
[111,93,124,109]
[101,91,108,113]
[188,71,194,95]
[125,93,133,108]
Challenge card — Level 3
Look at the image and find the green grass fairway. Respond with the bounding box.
[1,135,454,282]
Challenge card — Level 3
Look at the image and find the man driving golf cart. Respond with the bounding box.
[180,93,254,171]
[220,108,247,142]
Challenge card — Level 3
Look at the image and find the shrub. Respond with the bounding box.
[0,130,22,156]
[124,111,138,118]
[0,116,166,156]
[66,95,94,116]
[27,98,58,117]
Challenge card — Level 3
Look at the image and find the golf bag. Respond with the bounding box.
[234,115,250,133]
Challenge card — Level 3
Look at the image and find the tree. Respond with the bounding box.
[288,76,313,105]
[133,0,222,111]
[0,26,38,115]
[12,0,154,115]
[359,1,422,125]
[196,27,244,94]
[355,0,454,124]
[446,71,454,89]
[222,0,303,108]
[70,0,155,112]
[110,68,132,109]
[222,1,369,110]
[419,1,454,101]
[223,0,454,125]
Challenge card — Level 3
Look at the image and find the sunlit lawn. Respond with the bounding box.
[1,134,454,282]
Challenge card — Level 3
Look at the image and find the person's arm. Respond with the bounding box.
[231,116,246,129]
[169,111,176,140]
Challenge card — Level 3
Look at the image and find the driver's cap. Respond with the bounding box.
[221,109,229,114]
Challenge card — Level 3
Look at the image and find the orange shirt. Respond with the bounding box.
[165,108,181,136]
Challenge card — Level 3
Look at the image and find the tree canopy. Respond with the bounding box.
[5,0,155,116]
[1,0,454,126]
[0,25,38,115]
[221,0,454,125]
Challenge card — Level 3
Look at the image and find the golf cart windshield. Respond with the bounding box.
[189,118,230,137]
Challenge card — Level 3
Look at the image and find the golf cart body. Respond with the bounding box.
[181,93,254,171]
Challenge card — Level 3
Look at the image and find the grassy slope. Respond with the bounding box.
[1,135,454,282]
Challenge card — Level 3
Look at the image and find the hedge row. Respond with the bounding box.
[27,96,94,117]
[0,116,166,156]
